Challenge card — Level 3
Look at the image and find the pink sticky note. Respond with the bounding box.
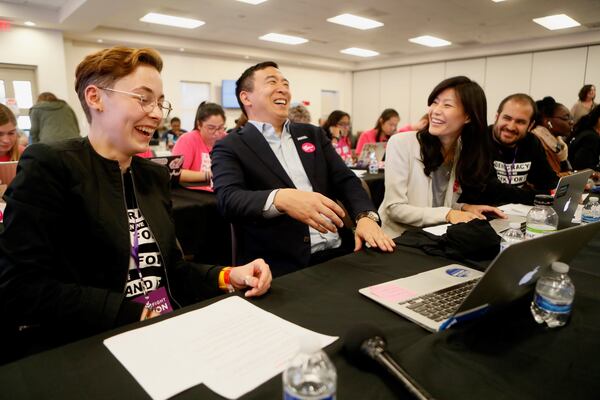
[370,283,417,303]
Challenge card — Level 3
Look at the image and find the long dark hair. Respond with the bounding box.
[417,76,489,189]
[374,108,399,140]
[322,110,350,140]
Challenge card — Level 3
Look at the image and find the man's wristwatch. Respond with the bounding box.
[355,211,380,225]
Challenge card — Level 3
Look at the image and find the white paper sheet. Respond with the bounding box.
[498,203,533,217]
[423,223,450,236]
[352,169,367,178]
[104,296,338,400]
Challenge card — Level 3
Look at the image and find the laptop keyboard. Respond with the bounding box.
[398,279,480,322]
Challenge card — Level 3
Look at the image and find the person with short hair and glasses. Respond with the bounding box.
[172,101,227,191]
[0,47,271,363]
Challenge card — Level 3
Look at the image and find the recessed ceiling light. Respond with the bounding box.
[259,33,308,45]
[340,47,379,57]
[140,12,204,29]
[24,21,36,26]
[179,47,185,52]
[244,55,250,59]
[533,14,580,30]
[408,35,452,47]
[236,0,268,4]
[491,0,507,2]
[327,13,383,30]
[97,39,103,43]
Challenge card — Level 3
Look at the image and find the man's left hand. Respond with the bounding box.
[354,218,396,252]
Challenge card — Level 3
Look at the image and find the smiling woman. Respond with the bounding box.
[0,46,272,363]
[172,101,226,190]
[379,76,508,237]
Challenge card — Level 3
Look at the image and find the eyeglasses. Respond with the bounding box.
[337,123,351,128]
[203,124,226,133]
[98,87,173,117]
[551,115,573,122]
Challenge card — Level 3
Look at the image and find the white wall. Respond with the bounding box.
[0,26,70,106]
[353,44,599,130]
[64,41,352,135]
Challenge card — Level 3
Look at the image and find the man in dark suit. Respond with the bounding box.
[212,61,395,277]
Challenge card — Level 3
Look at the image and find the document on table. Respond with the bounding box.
[423,223,450,236]
[103,296,337,400]
[498,203,533,217]
[352,169,367,178]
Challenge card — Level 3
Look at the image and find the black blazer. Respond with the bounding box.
[211,122,375,276]
[0,138,221,360]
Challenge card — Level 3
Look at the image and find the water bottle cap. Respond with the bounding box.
[508,222,521,229]
[589,197,599,203]
[551,261,569,274]
[534,194,554,206]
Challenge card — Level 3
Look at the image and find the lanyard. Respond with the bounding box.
[130,221,149,300]
[503,147,518,184]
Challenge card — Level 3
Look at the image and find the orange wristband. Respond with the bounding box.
[218,267,234,292]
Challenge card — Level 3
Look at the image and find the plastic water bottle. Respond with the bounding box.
[368,151,379,174]
[581,197,600,224]
[530,261,575,328]
[525,194,558,239]
[500,222,524,251]
[283,337,337,400]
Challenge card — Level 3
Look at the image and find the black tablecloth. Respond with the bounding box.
[361,171,385,209]
[171,187,232,265]
[2,233,599,399]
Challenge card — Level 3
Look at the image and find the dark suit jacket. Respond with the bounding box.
[211,122,375,276]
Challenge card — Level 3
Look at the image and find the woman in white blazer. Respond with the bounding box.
[379,76,505,238]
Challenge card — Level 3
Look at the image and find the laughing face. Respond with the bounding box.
[240,66,291,126]
[94,65,164,158]
[428,88,470,144]
[493,99,535,148]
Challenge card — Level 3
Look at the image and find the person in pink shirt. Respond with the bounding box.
[172,102,226,191]
[355,108,400,155]
[0,104,25,162]
[322,110,352,162]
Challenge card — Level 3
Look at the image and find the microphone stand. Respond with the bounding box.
[362,337,435,400]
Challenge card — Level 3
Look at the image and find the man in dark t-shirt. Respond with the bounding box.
[489,93,558,193]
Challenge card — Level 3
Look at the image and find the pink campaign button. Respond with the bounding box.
[301,143,316,153]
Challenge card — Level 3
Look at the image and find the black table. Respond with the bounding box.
[171,187,232,266]
[3,233,599,399]
[361,171,385,209]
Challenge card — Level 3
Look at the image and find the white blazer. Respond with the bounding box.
[379,132,462,237]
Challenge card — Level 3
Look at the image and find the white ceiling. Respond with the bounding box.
[1,0,600,71]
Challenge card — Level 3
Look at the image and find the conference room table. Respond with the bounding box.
[2,229,599,399]
[171,186,232,265]
[359,170,385,209]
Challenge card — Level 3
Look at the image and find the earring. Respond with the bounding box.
[547,121,553,129]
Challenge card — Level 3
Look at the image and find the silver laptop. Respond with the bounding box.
[552,169,592,228]
[360,222,600,332]
[356,142,386,168]
[490,169,592,234]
